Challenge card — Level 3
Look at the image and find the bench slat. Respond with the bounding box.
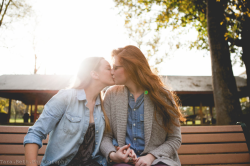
[178,143,249,154]
[0,145,46,155]
[0,126,29,134]
[2,143,248,155]
[183,165,250,166]
[179,153,250,164]
[1,154,249,165]
[182,133,246,143]
[181,125,243,133]
[0,125,249,166]
[0,134,49,144]
[0,125,244,134]
[0,156,43,166]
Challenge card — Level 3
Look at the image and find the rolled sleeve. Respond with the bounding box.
[23,90,68,148]
[23,132,44,149]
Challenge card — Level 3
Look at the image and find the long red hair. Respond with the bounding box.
[112,45,185,133]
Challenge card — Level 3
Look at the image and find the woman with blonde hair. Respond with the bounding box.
[24,57,117,166]
[100,45,185,166]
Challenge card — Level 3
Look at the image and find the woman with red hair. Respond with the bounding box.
[100,45,185,166]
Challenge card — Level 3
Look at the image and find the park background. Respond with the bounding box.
[0,0,249,126]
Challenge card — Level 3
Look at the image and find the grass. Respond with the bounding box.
[185,120,201,125]
[9,118,31,123]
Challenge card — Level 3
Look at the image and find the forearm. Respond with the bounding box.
[100,134,117,159]
[24,143,39,166]
[149,134,181,158]
[102,90,117,159]
[149,120,181,158]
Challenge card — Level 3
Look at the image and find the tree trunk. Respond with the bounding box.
[207,0,242,125]
[242,1,250,98]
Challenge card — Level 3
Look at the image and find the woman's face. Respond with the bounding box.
[97,59,115,86]
[111,56,128,85]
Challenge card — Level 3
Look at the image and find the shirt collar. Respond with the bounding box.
[76,89,101,106]
[76,89,87,100]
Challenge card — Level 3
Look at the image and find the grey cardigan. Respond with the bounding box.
[100,85,181,166]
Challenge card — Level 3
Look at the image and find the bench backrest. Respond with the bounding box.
[0,125,250,165]
[179,125,250,165]
[0,126,47,165]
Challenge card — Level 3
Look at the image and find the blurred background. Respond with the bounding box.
[0,0,249,126]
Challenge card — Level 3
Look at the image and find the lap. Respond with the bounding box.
[111,164,132,166]
[110,162,168,166]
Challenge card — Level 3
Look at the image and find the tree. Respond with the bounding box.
[114,0,245,124]
[207,0,242,124]
[114,0,250,96]
[0,0,32,28]
[0,97,9,114]
[124,18,168,71]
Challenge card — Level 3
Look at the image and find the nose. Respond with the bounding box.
[111,69,114,75]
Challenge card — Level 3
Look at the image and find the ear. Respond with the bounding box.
[90,71,99,80]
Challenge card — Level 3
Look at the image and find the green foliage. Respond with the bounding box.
[114,0,250,65]
[0,98,9,114]
[240,97,250,114]
[123,16,168,70]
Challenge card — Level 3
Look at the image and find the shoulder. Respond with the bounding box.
[103,85,126,104]
[104,85,125,96]
[56,89,75,96]
[51,89,75,103]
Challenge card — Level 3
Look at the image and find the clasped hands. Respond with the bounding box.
[109,144,155,166]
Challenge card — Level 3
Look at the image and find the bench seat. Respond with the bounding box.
[0,125,249,165]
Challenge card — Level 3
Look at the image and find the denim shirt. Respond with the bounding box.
[23,89,107,166]
[125,91,145,157]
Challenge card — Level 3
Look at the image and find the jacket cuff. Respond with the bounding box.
[23,133,43,149]
[149,150,170,160]
[104,147,117,161]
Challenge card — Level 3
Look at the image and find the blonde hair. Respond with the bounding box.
[71,57,111,132]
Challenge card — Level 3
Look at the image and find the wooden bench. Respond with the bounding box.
[179,123,250,165]
[0,124,250,165]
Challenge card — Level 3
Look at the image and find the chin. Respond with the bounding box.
[115,82,122,85]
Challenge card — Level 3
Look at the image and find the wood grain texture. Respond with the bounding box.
[178,143,248,154]
[182,133,246,143]
[179,153,250,164]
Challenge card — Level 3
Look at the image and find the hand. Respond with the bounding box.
[110,144,134,163]
[135,154,156,166]
[116,146,138,164]
[128,149,138,164]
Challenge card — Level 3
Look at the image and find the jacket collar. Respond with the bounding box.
[76,89,101,105]
[116,86,153,148]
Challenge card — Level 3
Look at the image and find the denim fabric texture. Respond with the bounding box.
[23,89,107,166]
[125,91,145,157]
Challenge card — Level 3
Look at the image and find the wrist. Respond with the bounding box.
[147,153,156,162]
[110,151,116,160]
[108,151,116,163]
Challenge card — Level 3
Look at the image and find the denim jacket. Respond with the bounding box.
[23,89,107,166]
